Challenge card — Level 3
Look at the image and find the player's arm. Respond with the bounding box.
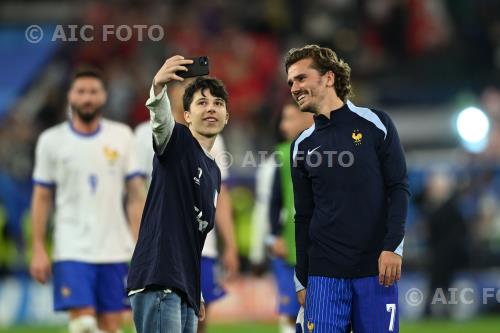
[126,177,146,241]
[30,132,56,284]
[291,144,314,304]
[30,184,54,284]
[378,114,410,287]
[146,55,194,154]
[215,184,240,279]
[268,167,287,258]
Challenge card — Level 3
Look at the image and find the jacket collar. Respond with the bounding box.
[313,103,349,128]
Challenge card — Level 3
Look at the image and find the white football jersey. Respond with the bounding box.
[134,121,155,185]
[134,121,229,258]
[33,119,140,263]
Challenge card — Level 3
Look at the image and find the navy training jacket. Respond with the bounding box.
[291,100,410,289]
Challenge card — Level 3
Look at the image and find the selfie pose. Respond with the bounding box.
[134,96,238,333]
[127,55,229,333]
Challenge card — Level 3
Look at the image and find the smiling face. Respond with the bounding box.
[287,58,334,115]
[184,88,228,138]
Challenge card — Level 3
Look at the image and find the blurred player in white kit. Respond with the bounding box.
[30,68,146,333]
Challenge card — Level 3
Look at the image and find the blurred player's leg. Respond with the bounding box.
[198,257,226,333]
[122,310,136,333]
[96,263,129,332]
[271,258,300,333]
[279,316,296,333]
[97,312,122,332]
[69,311,98,333]
[53,262,99,332]
[53,261,130,332]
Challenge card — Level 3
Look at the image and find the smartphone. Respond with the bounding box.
[177,56,209,78]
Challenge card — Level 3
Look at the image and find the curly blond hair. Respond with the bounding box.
[285,45,353,102]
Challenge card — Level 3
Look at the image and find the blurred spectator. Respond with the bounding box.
[420,171,468,317]
[0,112,36,272]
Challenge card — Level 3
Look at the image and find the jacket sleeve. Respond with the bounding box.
[145,83,175,156]
[378,112,410,256]
[290,141,314,290]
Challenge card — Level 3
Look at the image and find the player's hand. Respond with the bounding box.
[199,302,206,322]
[271,237,288,258]
[30,246,51,284]
[153,55,194,94]
[378,251,402,287]
[222,246,239,281]
[297,288,307,306]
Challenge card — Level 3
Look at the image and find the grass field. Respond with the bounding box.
[3,317,500,333]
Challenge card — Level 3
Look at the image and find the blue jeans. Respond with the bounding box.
[130,290,198,333]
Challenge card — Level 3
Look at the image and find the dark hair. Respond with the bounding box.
[285,44,353,102]
[71,66,106,89]
[183,77,228,111]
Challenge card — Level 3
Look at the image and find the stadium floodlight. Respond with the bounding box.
[456,106,490,153]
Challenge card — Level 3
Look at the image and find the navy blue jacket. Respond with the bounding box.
[291,101,409,288]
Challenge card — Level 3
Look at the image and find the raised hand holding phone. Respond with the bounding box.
[153,55,194,95]
[176,56,209,78]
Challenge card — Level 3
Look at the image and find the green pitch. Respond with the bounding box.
[2,318,500,333]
